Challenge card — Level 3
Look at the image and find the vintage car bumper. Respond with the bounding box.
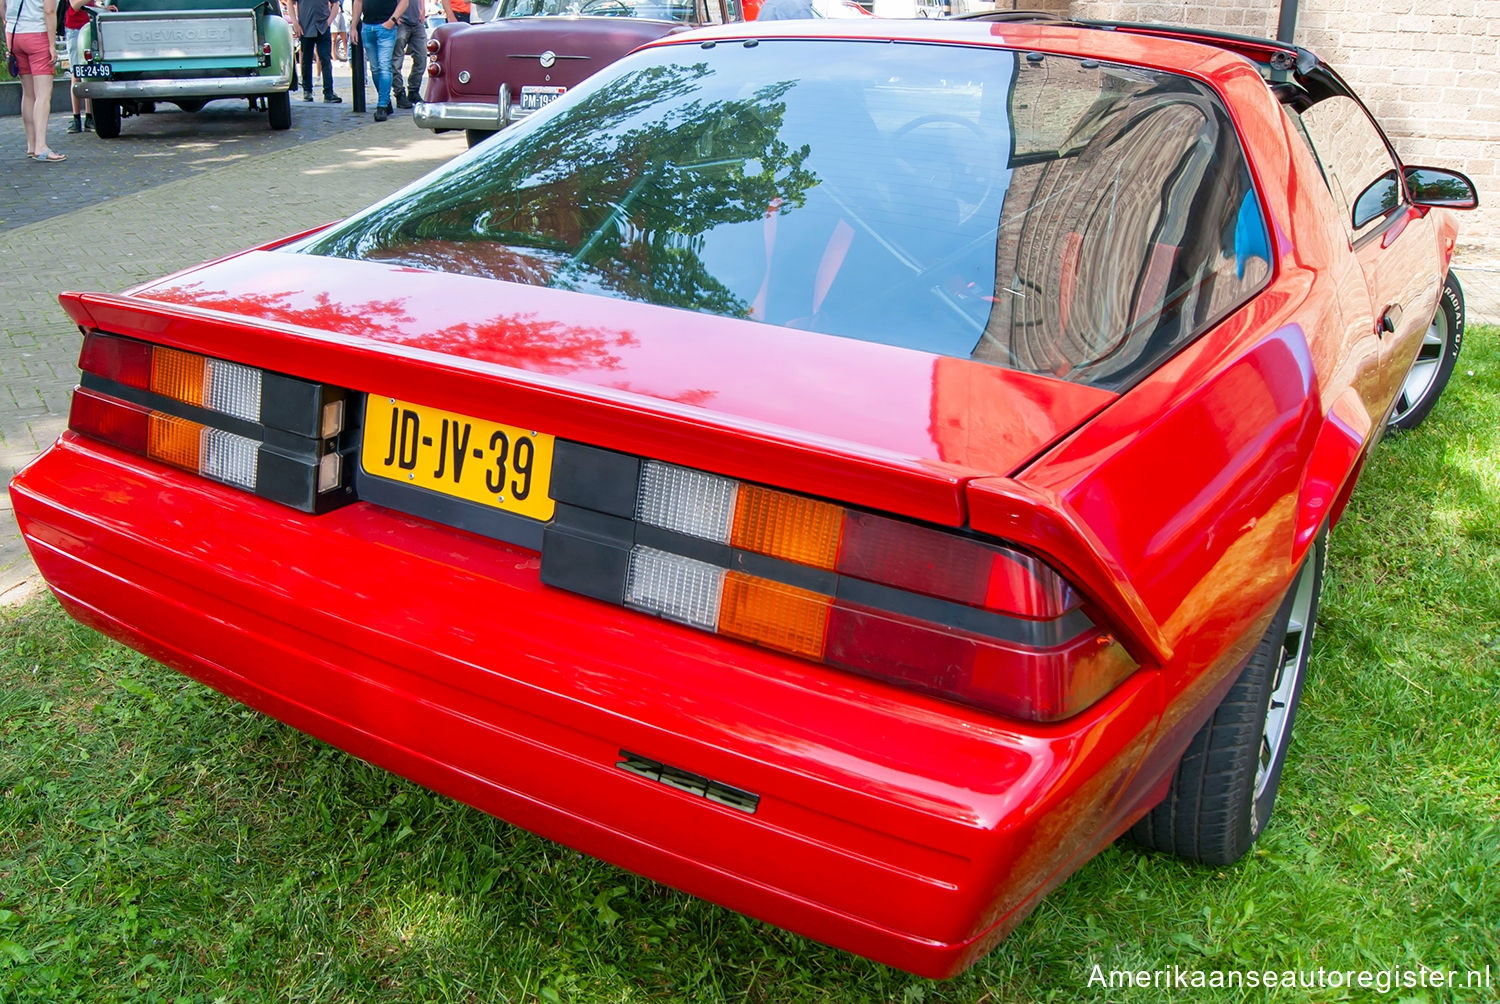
[413,97,533,132]
[73,73,292,100]
[11,432,1162,978]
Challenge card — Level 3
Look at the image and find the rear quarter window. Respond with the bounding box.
[305,39,1271,389]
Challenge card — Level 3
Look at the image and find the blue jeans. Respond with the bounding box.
[360,22,396,109]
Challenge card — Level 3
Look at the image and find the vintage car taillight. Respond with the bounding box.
[426,37,440,54]
[70,332,356,513]
[541,453,1137,722]
[426,61,441,77]
[262,42,271,55]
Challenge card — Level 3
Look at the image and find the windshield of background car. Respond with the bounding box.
[304,39,1271,388]
[496,0,738,21]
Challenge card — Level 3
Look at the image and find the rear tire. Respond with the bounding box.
[93,99,122,138]
[1129,534,1325,865]
[268,92,292,130]
[1388,273,1463,432]
[465,128,495,148]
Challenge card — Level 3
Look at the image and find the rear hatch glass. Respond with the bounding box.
[303,38,1269,389]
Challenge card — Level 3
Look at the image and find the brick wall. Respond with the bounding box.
[1061,0,1500,261]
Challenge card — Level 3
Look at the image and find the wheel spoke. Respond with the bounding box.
[1395,306,1451,420]
[1255,556,1317,803]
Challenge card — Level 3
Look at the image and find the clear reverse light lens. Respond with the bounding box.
[201,426,259,490]
[636,460,737,543]
[626,546,724,630]
[204,358,262,422]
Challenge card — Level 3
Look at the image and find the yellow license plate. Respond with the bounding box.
[361,396,556,522]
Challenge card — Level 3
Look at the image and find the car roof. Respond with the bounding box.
[646,17,1271,86]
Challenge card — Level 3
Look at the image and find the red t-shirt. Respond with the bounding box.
[64,2,92,30]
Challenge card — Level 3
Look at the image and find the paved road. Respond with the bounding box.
[0,91,1496,604]
[1,65,388,232]
[0,82,466,602]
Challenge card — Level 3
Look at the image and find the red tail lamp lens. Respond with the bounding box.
[69,389,150,455]
[838,511,1078,619]
[426,37,440,54]
[78,333,152,390]
[825,604,1136,722]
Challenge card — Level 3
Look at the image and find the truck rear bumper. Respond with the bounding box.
[74,73,291,100]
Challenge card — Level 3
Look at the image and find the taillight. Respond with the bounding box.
[631,460,1076,618]
[426,61,441,77]
[542,451,1138,722]
[262,42,272,55]
[426,37,440,54]
[70,332,354,512]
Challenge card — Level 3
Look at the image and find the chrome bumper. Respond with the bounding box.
[413,83,534,132]
[413,99,510,132]
[74,73,292,100]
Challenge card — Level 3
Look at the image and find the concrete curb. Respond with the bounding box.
[0,77,74,117]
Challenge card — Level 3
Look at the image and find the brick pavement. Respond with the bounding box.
[0,102,466,602]
[1,66,380,233]
[0,102,1496,605]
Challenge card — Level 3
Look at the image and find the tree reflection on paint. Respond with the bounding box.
[145,281,638,375]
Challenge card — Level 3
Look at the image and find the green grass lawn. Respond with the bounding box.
[2,329,1497,1004]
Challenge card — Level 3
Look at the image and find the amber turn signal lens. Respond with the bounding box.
[731,484,844,570]
[148,412,202,470]
[151,347,206,408]
[718,573,830,660]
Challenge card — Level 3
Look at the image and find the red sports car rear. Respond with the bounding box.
[11,18,1473,976]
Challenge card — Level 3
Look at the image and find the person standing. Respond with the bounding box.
[331,0,348,60]
[351,0,405,120]
[2,0,66,160]
[63,0,111,133]
[290,0,342,102]
[389,0,424,109]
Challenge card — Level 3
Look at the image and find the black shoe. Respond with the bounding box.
[302,91,314,102]
[395,94,411,109]
[83,113,93,130]
[373,105,390,122]
[67,119,83,133]
[323,93,343,103]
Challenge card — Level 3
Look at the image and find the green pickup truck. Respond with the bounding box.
[71,0,294,137]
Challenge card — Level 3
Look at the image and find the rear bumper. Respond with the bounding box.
[74,73,292,100]
[11,433,1161,977]
[413,98,532,132]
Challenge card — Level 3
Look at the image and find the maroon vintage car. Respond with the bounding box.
[415,0,742,146]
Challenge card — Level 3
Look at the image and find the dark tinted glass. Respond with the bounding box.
[304,40,1269,388]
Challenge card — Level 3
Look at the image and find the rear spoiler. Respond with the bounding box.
[954,12,1343,108]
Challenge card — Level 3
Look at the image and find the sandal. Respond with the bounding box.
[32,149,67,163]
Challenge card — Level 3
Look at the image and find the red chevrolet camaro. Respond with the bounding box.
[11,15,1476,978]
